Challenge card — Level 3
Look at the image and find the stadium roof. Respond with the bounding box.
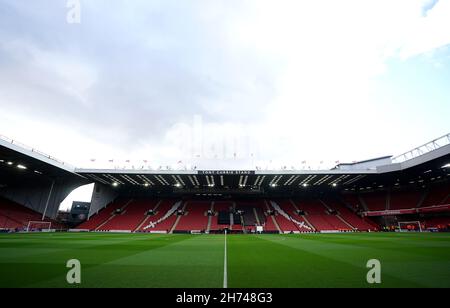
[0,135,84,187]
[1,133,449,193]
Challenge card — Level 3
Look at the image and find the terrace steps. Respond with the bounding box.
[94,199,133,231]
[133,200,162,232]
[289,199,315,231]
[301,215,316,231]
[265,199,282,233]
[336,214,356,230]
[253,208,261,225]
[319,200,333,212]
[153,200,163,211]
[206,202,214,233]
[95,215,115,231]
[290,199,300,212]
[206,216,212,233]
[417,190,428,208]
[320,199,355,231]
[357,195,369,211]
[169,202,186,233]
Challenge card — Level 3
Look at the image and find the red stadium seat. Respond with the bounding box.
[0,197,62,230]
[421,185,450,207]
[389,190,423,210]
[175,201,211,232]
[99,199,159,231]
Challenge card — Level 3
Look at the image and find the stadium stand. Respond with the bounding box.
[137,199,178,232]
[0,197,61,230]
[321,199,376,231]
[294,200,332,231]
[99,199,159,231]
[260,200,280,232]
[76,198,131,231]
[134,200,162,231]
[68,182,448,234]
[422,216,450,230]
[273,212,297,232]
[421,184,450,207]
[360,191,388,211]
[254,207,266,226]
[175,201,210,232]
[262,214,280,232]
[153,214,178,233]
[341,193,365,212]
[2,132,450,236]
[294,200,352,231]
[241,209,257,226]
[389,190,424,210]
[234,199,268,232]
[271,200,312,232]
[209,201,232,231]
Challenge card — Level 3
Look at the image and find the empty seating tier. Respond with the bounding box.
[322,199,376,231]
[0,197,61,230]
[390,190,423,210]
[76,198,131,231]
[99,199,159,231]
[360,192,388,211]
[175,201,211,231]
[421,185,450,207]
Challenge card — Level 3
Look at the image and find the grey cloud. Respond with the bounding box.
[0,0,278,150]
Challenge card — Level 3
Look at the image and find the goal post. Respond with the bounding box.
[26,221,52,232]
[398,221,422,232]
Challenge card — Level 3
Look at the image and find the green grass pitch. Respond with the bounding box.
[0,232,449,288]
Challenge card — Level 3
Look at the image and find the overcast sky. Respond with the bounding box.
[1,0,450,209]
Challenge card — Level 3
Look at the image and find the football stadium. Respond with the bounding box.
[1,0,450,293]
[0,133,449,288]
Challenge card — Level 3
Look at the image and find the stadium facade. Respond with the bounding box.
[1,133,449,233]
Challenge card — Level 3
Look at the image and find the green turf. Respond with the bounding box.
[0,232,449,288]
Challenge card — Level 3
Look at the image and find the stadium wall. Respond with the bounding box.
[0,177,83,219]
[88,183,118,219]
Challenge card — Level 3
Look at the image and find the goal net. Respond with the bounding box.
[398,221,422,232]
[26,221,52,232]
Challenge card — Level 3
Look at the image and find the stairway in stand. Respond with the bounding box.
[134,200,162,232]
[95,199,134,231]
[170,202,187,233]
[265,200,282,233]
[206,201,214,233]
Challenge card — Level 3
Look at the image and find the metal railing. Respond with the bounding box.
[392,133,450,164]
[0,134,73,168]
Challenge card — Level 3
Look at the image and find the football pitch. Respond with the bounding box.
[0,232,449,288]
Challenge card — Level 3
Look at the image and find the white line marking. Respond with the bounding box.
[223,229,228,288]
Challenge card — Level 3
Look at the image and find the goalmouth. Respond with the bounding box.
[398,221,422,232]
[26,221,52,232]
